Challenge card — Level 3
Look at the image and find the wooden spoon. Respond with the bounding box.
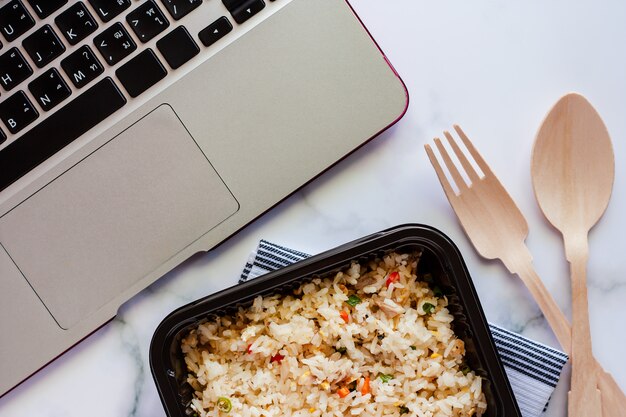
[531,93,614,416]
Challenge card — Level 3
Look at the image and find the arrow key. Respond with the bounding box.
[198,16,232,47]
[93,23,137,66]
[228,0,264,25]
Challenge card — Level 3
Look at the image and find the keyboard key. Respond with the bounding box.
[28,68,71,111]
[26,0,68,19]
[93,23,136,66]
[198,16,232,47]
[160,0,202,21]
[115,49,166,97]
[0,77,126,191]
[126,0,169,43]
[0,47,32,91]
[222,0,264,24]
[22,24,66,68]
[0,0,34,43]
[156,26,198,69]
[0,90,38,134]
[88,0,131,23]
[55,2,98,46]
[221,0,242,9]
[61,45,103,88]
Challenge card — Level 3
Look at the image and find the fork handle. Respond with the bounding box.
[503,244,626,417]
[503,245,572,349]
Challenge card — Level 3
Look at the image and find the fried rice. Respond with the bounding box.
[181,251,487,417]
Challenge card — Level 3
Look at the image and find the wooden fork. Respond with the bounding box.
[424,125,626,417]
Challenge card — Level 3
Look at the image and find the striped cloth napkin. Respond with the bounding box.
[238,240,569,417]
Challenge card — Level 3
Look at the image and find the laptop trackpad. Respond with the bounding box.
[0,104,239,329]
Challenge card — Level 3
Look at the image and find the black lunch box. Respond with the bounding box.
[150,224,522,417]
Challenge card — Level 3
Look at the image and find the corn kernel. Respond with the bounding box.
[430,352,440,359]
[298,372,312,385]
[309,408,316,413]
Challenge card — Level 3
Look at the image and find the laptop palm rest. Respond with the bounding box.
[0,104,239,330]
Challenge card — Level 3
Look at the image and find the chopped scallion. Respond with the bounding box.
[422,302,436,314]
[461,365,471,375]
[216,397,232,413]
[399,405,410,414]
[346,294,362,307]
[378,373,394,383]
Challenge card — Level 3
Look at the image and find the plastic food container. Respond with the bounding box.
[150,224,522,417]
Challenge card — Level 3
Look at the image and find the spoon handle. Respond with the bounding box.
[504,243,624,417]
[568,244,603,416]
[598,369,626,417]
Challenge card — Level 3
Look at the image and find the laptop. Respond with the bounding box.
[0,0,407,396]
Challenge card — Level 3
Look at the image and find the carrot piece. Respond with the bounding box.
[340,310,350,323]
[337,387,350,398]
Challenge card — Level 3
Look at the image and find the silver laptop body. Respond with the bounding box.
[0,0,407,395]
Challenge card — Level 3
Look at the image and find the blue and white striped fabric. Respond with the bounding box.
[239,240,568,417]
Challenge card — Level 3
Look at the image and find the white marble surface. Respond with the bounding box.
[2,0,626,416]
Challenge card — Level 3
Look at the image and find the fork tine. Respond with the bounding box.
[425,144,458,198]
[453,125,493,176]
[433,137,468,191]
[443,130,480,183]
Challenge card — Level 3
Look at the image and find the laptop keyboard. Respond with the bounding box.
[0,0,275,192]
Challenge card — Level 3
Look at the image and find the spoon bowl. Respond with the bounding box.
[531,92,615,416]
[532,93,614,257]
